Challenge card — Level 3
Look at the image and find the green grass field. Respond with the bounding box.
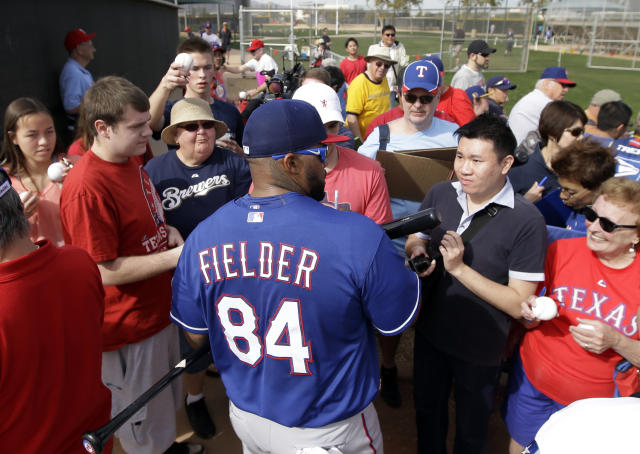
[242,26,639,114]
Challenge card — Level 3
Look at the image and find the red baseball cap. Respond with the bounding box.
[247,39,264,52]
[64,28,96,52]
[184,26,191,32]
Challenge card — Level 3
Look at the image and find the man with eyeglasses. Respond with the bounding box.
[486,75,517,121]
[450,40,496,91]
[149,37,245,156]
[60,76,197,454]
[508,66,576,145]
[369,25,408,106]
[346,45,396,142]
[170,99,420,454]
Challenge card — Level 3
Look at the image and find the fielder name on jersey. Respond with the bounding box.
[198,241,318,288]
[161,174,231,210]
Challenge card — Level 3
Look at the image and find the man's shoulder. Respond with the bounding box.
[511,193,546,224]
[212,98,241,117]
[429,117,460,134]
[337,146,383,172]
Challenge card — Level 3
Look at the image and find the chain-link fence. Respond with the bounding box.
[236,5,533,74]
[587,12,640,71]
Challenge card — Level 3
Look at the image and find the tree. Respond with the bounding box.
[367,0,422,26]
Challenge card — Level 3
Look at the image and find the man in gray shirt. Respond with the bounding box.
[450,40,495,90]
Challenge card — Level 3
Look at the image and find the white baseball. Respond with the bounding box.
[239,91,247,99]
[577,323,595,331]
[173,52,193,72]
[47,162,67,182]
[19,191,30,202]
[532,296,558,320]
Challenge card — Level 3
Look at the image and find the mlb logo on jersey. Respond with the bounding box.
[248,211,264,223]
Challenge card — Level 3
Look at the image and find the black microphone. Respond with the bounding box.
[382,208,441,240]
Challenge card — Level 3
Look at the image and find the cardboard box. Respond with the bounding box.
[376,147,457,202]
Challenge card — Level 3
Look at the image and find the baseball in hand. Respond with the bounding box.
[47,162,67,182]
[532,296,557,320]
[19,191,30,202]
[577,323,595,331]
[173,52,194,72]
[239,91,247,99]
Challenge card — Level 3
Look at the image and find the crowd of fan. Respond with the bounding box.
[1,23,640,454]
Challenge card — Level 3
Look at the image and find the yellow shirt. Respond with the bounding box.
[346,73,390,138]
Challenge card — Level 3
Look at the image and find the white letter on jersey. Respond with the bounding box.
[276,244,296,283]
[217,295,263,366]
[259,242,273,279]
[265,299,312,374]
[199,249,211,285]
[222,243,238,278]
[239,241,256,277]
[294,248,319,290]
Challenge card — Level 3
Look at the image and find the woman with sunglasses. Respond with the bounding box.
[1,97,74,246]
[508,100,587,204]
[549,140,616,236]
[503,177,640,454]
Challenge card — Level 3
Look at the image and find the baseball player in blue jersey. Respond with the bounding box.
[170,100,421,454]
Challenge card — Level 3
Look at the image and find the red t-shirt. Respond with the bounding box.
[340,56,367,85]
[67,138,154,165]
[0,240,112,453]
[323,146,393,224]
[437,86,476,126]
[364,106,457,139]
[60,150,172,351]
[521,237,640,405]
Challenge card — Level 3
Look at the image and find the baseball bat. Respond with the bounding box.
[81,341,211,454]
[81,209,438,453]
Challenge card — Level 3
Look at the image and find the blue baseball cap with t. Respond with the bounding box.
[243,100,329,158]
[402,60,441,94]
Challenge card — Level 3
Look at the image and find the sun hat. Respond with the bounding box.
[161,98,227,145]
[64,28,96,52]
[292,83,344,125]
[364,45,397,64]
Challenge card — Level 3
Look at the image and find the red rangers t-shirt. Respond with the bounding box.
[60,150,172,351]
[521,237,640,405]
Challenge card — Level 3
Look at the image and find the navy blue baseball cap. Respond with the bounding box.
[486,75,517,90]
[540,66,576,86]
[465,86,489,102]
[243,100,331,158]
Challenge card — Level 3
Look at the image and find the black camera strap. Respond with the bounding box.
[419,202,503,310]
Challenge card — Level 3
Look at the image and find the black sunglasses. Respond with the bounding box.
[403,93,435,105]
[564,126,584,137]
[374,60,391,69]
[384,33,395,37]
[178,121,217,132]
[480,53,490,57]
[581,206,637,233]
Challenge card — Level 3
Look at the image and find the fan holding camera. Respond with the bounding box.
[404,115,547,454]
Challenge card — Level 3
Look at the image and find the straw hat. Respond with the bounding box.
[364,45,397,64]
[161,98,227,146]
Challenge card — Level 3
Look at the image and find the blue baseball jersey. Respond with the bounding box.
[144,148,251,238]
[171,192,420,428]
[613,135,640,182]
